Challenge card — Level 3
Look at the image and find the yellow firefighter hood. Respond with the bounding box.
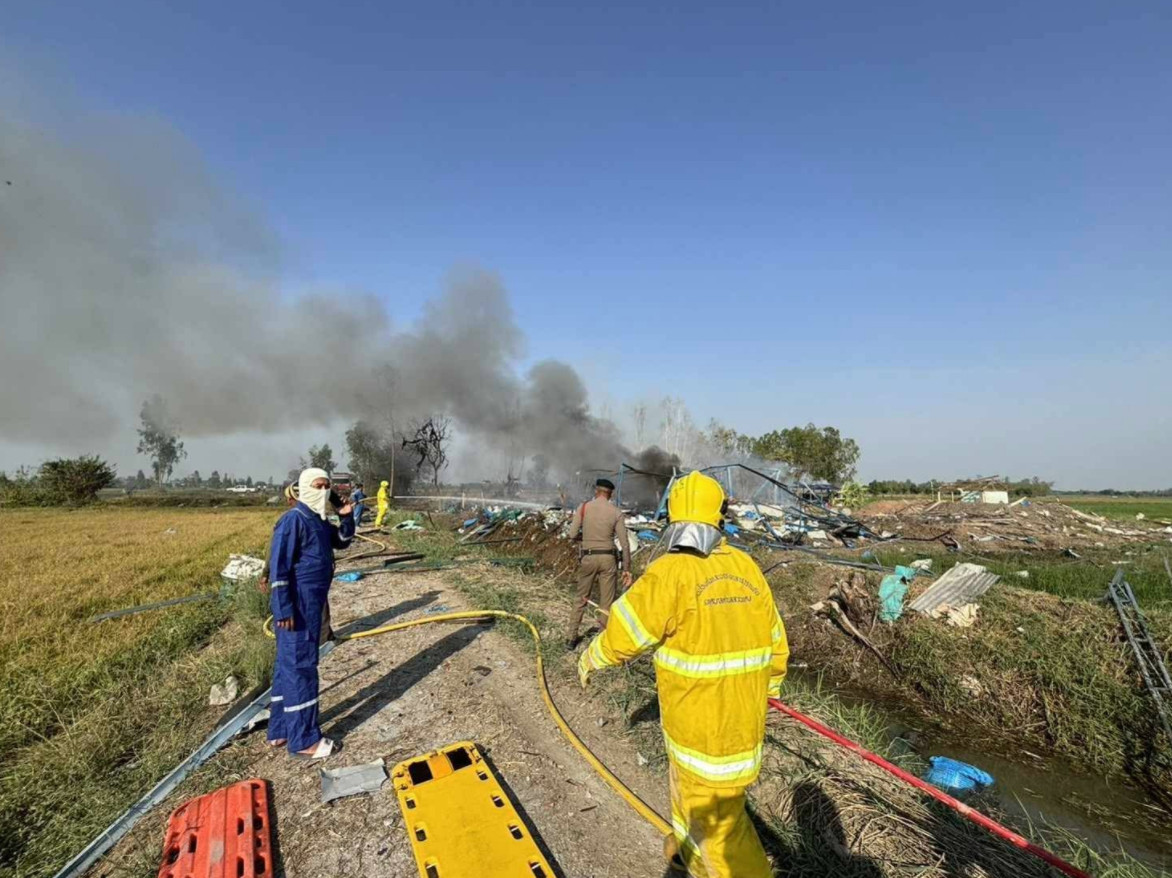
[667,471,725,528]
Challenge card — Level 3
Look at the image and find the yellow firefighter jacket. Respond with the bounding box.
[579,539,788,788]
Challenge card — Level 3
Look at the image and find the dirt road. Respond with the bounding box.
[99,560,671,878]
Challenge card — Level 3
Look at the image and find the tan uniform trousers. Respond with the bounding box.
[569,552,617,639]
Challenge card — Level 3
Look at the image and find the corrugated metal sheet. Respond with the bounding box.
[908,563,1000,614]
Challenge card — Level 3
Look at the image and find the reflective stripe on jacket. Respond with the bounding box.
[580,541,788,788]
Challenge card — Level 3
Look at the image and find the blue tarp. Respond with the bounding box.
[878,564,917,623]
[335,571,363,582]
[923,756,994,793]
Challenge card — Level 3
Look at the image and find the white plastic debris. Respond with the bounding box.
[209,675,239,706]
[221,554,265,582]
[959,675,984,697]
[1015,570,1030,578]
[943,603,979,628]
[910,559,933,572]
[320,759,387,803]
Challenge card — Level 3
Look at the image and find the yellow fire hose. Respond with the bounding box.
[265,609,671,836]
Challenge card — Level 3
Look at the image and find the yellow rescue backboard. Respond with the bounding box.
[391,741,554,878]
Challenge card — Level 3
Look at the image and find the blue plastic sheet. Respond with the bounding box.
[878,564,917,623]
[923,756,994,793]
[335,571,363,582]
[637,530,659,542]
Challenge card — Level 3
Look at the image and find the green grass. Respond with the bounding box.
[873,545,1172,606]
[1060,497,1172,522]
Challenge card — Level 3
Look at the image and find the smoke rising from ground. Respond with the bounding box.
[0,89,633,481]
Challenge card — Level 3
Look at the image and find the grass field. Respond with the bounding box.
[1059,496,1172,522]
[0,507,278,878]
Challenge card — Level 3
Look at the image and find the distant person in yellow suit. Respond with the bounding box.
[579,471,788,878]
[375,480,390,527]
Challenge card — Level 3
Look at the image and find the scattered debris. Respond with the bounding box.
[958,675,984,697]
[636,753,649,767]
[923,756,994,793]
[940,603,980,628]
[209,675,239,706]
[244,709,270,733]
[910,558,933,572]
[335,570,363,582]
[908,563,1000,616]
[878,565,917,623]
[220,554,266,583]
[1104,568,1172,746]
[321,759,387,803]
[812,574,899,677]
[89,591,216,623]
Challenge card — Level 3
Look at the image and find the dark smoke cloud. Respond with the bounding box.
[0,85,628,480]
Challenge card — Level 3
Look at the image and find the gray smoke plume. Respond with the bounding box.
[0,85,628,480]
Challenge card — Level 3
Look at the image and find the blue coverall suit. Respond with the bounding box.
[351,489,365,527]
[267,502,355,752]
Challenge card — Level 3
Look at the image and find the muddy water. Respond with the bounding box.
[789,672,1172,870]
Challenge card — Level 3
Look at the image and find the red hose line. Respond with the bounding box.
[768,699,1092,878]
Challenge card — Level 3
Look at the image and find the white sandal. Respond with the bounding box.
[292,737,335,761]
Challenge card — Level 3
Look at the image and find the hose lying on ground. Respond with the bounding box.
[768,699,1091,878]
[270,609,671,834]
[267,610,1092,878]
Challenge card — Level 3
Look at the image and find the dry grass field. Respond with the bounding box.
[0,507,278,878]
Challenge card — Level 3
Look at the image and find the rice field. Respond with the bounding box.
[0,507,277,878]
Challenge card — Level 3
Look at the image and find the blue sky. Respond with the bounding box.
[2,0,1170,487]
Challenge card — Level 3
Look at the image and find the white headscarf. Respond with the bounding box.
[298,468,331,520]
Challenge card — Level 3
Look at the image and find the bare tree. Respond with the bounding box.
[632,402,648,448]
[659,397,695,462]
[401,416,452,487]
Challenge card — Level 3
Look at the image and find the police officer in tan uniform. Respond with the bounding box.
[566,478,632,646]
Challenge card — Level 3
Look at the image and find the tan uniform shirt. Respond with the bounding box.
[567,496,631,569]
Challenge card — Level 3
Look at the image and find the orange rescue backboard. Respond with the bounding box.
[158,778,273,878]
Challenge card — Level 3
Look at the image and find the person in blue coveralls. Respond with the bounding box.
[350,482,366,528]
[266,467,354,759]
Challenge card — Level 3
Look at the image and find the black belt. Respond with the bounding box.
[581,548,617,556]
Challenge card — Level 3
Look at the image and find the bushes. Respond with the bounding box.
[0,456,116,506]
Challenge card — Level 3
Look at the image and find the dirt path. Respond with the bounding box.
[273,565,671,877]
[97,559,671,878]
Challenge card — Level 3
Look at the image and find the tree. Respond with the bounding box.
[530,453,551,489]
[402,416,451,488]
[245,476,253,488]
[632,403,648,448]
[346,420,405,492]
[136,395,187,486]
[307,444,336,473]
[208,470,222,489]
[753,424,860,483]
[190,470,202,487]
[135,469,150,489]
[38,456,117,504]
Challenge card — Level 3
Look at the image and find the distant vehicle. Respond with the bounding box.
[226,485,251,494]
[330,471,355,499]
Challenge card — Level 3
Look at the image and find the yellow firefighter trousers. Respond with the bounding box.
[375,500,388,527]
[668,764,771,878]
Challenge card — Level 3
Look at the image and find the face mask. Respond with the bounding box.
[301,484,331,519]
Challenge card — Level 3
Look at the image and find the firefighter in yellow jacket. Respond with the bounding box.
[578,471,788,878]
[375,480,390,527]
